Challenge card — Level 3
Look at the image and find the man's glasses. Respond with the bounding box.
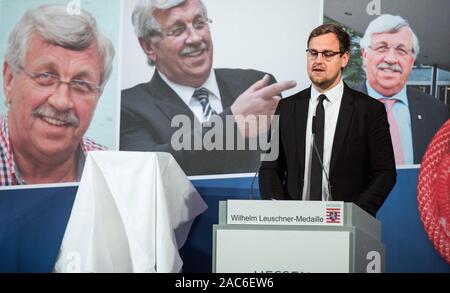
[306,49,343,62]
[160,17,212,38]
[20,67,101,99]
[368,44,413,57]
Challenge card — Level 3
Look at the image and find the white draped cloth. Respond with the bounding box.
[54,151,207,273]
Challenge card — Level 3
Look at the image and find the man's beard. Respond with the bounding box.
[310,72,340,91]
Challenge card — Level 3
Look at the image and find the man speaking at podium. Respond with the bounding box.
[259,24,397,216]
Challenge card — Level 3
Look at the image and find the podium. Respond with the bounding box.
[213,200,385,273]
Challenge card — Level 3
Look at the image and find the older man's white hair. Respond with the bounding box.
[359,14,420,59]
[132,0,208,66]
[5,4,115,91]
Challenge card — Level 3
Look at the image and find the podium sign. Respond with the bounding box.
[213,200,385,273]
[227,200,344,226]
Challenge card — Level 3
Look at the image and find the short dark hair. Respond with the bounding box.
[307,24,350,54]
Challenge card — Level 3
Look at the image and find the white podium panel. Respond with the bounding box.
[216,229,350,273]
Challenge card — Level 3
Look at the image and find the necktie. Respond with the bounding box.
[193,87,217,121]
[310,94,327,201]
[380,99,404,165]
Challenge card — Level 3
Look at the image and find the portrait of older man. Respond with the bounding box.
[355,14,448,165]
[120,0,296,175]
[1,4,115,185]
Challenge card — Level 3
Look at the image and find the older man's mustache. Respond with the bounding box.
[32,105,80,127]
[377,62,403,73]
[180,42,208,57]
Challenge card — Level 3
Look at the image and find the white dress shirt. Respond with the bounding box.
[159,70,223,123]
[302,79,344,201]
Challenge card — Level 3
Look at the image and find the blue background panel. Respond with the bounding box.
[0,169,449,272]
[0,186,76,272]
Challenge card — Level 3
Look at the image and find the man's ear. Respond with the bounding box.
[139,37,157,64]
[341,51,350,69]
[3,62,15,105]
[361,48,368,67]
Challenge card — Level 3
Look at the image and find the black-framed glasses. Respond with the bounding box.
[161,17,212,38]
[368,44,413,57]
[306,49,343,62]
[20,67,101,99]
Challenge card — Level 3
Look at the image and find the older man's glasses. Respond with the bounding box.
[20,68,101,99]
[306,49,343,62]
[161,17,212,38]
[368,44,413,57]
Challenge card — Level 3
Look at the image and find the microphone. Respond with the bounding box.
[311,116,332,200]
[249,171,258,200]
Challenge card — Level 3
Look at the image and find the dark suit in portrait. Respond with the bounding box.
[120,68,275,175]
[354,82,449,164]
[259,83,397,216]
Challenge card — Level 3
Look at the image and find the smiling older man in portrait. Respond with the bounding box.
[1,5,115,185]
[355,14,448,165]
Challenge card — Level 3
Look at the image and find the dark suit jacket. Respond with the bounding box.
[354,82,449,164]
[259,83,397,216]
[120,68,274,175]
